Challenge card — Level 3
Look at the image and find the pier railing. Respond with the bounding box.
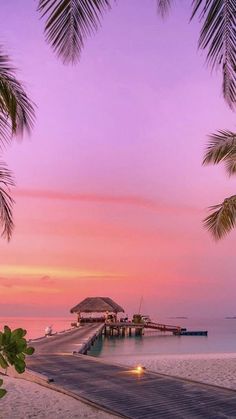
[104,321,182,335]
[145,321,181,332]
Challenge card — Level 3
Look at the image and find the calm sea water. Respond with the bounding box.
[88,318,236,358]
[1,317,236,357]
[0,317,73,340]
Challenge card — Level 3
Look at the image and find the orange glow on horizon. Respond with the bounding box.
[0,264,124,279]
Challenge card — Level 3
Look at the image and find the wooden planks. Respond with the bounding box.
[30,323,101,355]
[27,353,236,419]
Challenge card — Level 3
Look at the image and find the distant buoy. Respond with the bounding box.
[45,326,52,336]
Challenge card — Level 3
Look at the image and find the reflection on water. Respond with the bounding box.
[89,318,236,358]
[1,316,236,356]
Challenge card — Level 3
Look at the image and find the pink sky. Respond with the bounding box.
[0,1,236,318]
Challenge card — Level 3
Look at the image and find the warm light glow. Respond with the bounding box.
[134,365,145,374]
[0,1,235,318]
[0,265,123,279]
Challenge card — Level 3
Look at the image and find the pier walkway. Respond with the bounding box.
[30,323,101,355]
[26,324,236,418]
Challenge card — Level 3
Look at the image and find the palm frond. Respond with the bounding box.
[203,130,236,166]
[224,155,236,175]
[204,195,236,239]
[38,0,112,64]
[0,161,14,241]
[191,0,236,108]
[0,49,35,145]
[156,0,173,17]
[0,49,35,241]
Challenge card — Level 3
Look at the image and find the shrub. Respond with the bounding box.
[0,326,34,398]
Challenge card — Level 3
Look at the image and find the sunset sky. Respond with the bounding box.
[1,1,236,318]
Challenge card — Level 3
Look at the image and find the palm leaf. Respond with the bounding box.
[224,155,236,175]
[204,195,236,239]
[156,0,173,17]
[191,0,236,108]
[38,0,112,64]
[0,49,35,145]
[0,49,35,241]
[203,130,236,167]
[0,162,14,241]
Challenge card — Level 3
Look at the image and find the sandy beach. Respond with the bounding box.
[109,352,236,390]
[0,375,117,419]
[2,352,236,418]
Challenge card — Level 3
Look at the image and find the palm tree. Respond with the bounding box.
[203,130,236,239]
[0,50,35,240]
[37,1,236,240]
[1,1,234,240]
[38,1,236,108]
[0,52,35,401]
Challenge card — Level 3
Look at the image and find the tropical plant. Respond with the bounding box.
[0,1,233,239]
[0,50,35,240]
[203,130,236,239]
[38,1,236,109]
[0,326,34,398]
[198,0,236,239]
[37,1,236,240]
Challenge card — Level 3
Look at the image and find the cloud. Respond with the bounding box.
[0,265,124,280]
[14,188,200,215]
[40,275,55,285]
[40,275,51,281]
[0,280,14,288]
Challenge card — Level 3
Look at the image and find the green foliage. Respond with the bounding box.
[204,196,236,240]
[38,1,236,109]
[203,130,236,239]
[203,130,236,170]
[191,0,236,109]
[0,326,34,398]
[0,379,6,399]
[0,49,35,241]
[38,0,112,64]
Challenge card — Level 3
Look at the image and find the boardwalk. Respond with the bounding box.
[27,325,236,419]
[30,323,100,354]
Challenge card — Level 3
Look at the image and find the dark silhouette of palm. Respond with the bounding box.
[203,130,236,239]
[37,1,236,239]
[0,50,34,240]
[1,1,235,239]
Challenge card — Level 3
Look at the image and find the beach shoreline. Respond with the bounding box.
[0,373,118,419]
[104,352,236,391]
[2,351,236,418]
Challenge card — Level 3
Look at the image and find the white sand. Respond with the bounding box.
[108,352,236,390]
[0,375,117,419]
[2,353,236,418]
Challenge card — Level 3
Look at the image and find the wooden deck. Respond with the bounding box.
[30,323,101,354]
[26,325,236,418]
[105,321,182,333]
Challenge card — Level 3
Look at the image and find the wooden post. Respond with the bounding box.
[135,327,143,336]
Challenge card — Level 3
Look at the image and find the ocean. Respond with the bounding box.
[88,317,236,358]
[1,317,236,357]
[0,317,73,340]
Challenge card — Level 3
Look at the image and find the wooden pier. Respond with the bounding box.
[104,322,144,337]
[104,320,183,337]
[25,324,236,419]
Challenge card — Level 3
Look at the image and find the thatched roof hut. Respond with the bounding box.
[70,297,124,314]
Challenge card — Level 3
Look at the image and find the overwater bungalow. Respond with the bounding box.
[70,297,125,324]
